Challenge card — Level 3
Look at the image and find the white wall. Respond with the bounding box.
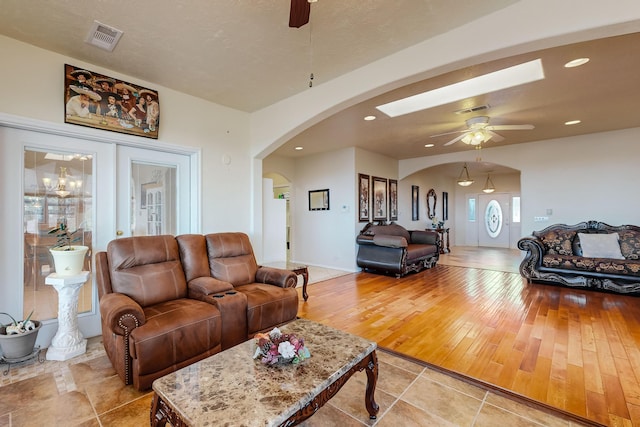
[290,148,356,270]
[401,127,640,241]
[0,35,253,236]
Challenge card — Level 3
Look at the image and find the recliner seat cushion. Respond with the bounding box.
[234,283,298,335]
[131,298,222,375]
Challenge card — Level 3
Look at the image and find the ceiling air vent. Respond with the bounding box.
[454,104,490,115]
[85,20,123,52]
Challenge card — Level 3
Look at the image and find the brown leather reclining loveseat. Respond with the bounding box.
[96,232,298,390]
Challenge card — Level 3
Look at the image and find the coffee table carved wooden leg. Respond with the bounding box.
[363,350,380,419]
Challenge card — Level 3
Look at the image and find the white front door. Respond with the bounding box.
[478,193,510,248]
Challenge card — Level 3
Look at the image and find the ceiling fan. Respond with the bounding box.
[431,116,534,146]
[289,0,317,28]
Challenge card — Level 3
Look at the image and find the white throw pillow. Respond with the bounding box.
[578,232,624,259]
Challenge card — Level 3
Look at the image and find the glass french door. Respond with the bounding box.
[116,145,191,238]
[2,123,197,349]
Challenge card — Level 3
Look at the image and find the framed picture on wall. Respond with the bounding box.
[442,191,449,221]
[64,64,160,139]
[372,176,388,221]
[389,179,398,221]
[411,185,419,221]
[358,173,370,222]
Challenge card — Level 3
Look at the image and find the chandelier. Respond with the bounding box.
[482,174,496,193]
[42,166,81,198]
[457,163,474,187]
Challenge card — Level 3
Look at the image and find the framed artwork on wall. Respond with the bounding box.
[411,185,419,221]
[372,177,388,221]
[309,189,330,211]
[358,174,370,222]
[442,191,449,221]
[389,179,398,221]
[64,64,160,139]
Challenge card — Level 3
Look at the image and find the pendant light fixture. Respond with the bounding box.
[482,173,495,193]
[457,163,474,187]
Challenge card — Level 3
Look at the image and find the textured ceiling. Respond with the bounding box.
[0,0,517,112]
[1,1,639,167]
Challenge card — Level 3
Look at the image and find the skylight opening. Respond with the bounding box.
[376,59,545,118]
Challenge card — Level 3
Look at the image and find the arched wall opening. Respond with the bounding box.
[397,161,521,249]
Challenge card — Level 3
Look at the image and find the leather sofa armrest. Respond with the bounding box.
[373,234,408,248]
[188,276,234,299]
[99,293,145,336]
[356,234,375,245]
[256,266,297,288]
[411,230,439,245]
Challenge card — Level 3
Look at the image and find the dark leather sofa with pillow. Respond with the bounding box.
[356,222,440,277]
[518,221,640,294]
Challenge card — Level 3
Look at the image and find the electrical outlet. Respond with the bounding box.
[534,216,549,222]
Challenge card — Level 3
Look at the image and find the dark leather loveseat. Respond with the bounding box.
[356,223,440,277]
[518,221,640,294]
[96,232,298,390]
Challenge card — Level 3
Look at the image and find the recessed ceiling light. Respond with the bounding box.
[564,120,581,125]
[364,115,376,121]
[294,146,303,150]
[376,59,545,117]
[424,143,434,148]
[564,58,589,68]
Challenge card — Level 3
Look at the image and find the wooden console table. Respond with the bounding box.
[433,227,450,254]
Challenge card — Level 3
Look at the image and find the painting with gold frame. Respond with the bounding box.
[64,64,160,139]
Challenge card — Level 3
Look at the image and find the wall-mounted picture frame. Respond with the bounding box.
[389,179,398,221]
[358,174,370,222]
[442,191,449,221]
[411,185,419,221]
[64,64,160,139]
[372,176,388,221]
[309,189,330,211]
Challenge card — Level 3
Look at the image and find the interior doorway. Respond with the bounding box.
[263,172,291,261]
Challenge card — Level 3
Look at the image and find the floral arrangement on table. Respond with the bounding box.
[431,216,445,229]
[253,327,311,365]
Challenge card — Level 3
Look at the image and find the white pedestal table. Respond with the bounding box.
[44,271,90,361]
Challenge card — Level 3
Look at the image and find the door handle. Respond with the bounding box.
[116,230,124,237]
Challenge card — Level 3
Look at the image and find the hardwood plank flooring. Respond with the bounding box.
[298,250,640,426]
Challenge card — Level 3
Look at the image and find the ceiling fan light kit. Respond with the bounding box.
[457,163,474,187]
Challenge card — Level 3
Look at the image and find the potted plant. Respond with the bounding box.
[0,311,41,359]
[48,219,89,276]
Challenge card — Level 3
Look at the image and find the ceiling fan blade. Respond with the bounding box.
[444,132,469,146]
[430,129,467,138]
[486,130,504,142]
[486,124,534,131]
[289,0,310,28]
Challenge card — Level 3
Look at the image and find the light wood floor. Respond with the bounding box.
[298,247,640,427]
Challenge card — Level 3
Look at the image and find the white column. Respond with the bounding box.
[44,271,90,361]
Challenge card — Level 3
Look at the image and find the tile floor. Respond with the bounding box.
[0,337,591,426]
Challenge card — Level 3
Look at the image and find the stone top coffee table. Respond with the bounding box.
[151,318,379,426]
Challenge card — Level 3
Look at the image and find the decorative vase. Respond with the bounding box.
[0,321,41,359]
[49,245,89,276]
